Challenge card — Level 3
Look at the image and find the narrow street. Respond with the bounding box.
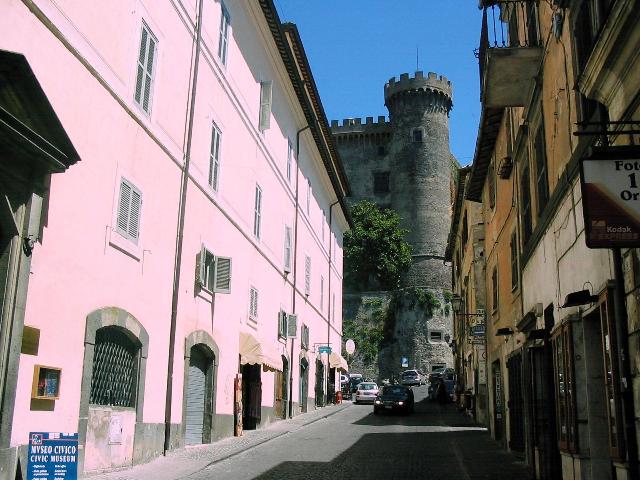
[94,386,529,480]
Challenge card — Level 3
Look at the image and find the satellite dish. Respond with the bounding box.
[345,339,355,355]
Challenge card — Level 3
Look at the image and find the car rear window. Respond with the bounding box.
[382,386,406,394]
[358,383,377,390]
[402,371,417,376]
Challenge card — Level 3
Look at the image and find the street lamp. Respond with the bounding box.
[451,294,462,314]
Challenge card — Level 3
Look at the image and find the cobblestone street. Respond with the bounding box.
[88,387,529,480]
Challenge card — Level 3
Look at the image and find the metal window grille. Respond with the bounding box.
[249,287,258,318]
[90,327,138,407]
[134,22,157,114]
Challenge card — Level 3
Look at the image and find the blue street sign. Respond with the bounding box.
[318,346,332,354]
[401,357,409,368]
[28,432,78,479]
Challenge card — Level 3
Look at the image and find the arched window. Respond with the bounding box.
[89,327,140,408]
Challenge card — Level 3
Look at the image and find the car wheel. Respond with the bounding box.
[374,407,380,415]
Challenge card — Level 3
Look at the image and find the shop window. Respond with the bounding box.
[552,323,577,453]
[90,327,139,408]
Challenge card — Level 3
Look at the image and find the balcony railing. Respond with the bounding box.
[478,1,543,108]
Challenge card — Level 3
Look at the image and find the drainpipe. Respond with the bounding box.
[164,0,204,454]
[325,200,339,406]
[288,125,310,418]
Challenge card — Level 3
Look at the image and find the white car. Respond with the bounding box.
[354,382,379,404]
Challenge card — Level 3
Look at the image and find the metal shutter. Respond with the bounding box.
[185,348,208,445]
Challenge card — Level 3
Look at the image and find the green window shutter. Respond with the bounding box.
[213,256,232,293]
[259,80,272,131]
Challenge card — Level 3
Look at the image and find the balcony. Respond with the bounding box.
[478,1,543,108]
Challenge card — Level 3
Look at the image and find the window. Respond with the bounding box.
[332,293,336,323]
[533,124,549,217]
[430,331,443,342]
[597,292,625,459]
[412,128,424,142]
[283,225,292,273]
[510,232,519,290]
[491,267,498,313]
[306,179,311,214]
[209,122,221,191]
[301,324,309,350]
[431,363,446,372]
[278,310,287,339]
[217,2,230,65]
[573,0,613,77]
[461,212,468,249]
[373,172,390,194]
[287,139,294,182]
[116,178,142,244]
[377,146,386,156]
[320,276,324,312]
[552,323,577,453]
[304,255,311,296]
[253,184,262,239]
[90,327,139,407]
[134,22,157,115]
[259,80,273,132]
[520,156,533,244]
[197,246,232,293]
[488,160,496,209]
[249,287,259,319]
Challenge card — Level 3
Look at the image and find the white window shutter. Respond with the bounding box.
[129,188,142,240]
[198,245,206,286]
[259,80,272,131]
[304,256,311,296]
[213,256,232,293]
[117,181,132,235]
[284,226,292,272]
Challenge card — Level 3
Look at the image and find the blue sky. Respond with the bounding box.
[273,1,484,166]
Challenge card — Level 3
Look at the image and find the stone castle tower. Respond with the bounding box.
[332,71,456,379]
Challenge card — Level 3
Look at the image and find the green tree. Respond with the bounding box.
[344,201,412,290]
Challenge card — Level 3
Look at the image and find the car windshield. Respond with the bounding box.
[382,386,407,395]
[402,371,417,376]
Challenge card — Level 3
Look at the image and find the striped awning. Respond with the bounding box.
[239,331,283,372]
[329,352,348,372]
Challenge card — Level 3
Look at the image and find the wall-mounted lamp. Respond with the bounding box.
[561,289,598,308]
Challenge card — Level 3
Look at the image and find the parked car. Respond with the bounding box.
[354,382,379,404]
[373,385,415,414]
[400,369,423,386]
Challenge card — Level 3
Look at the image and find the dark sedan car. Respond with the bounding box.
[373,385,415,414]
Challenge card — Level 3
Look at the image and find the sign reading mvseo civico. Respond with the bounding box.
[27,432,78,480]
[580,146,640,248]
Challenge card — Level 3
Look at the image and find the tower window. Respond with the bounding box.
[373,172,390,194]
[412,128,424,142]
[377,146,386,156]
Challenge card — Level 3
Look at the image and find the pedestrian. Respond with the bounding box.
[436,378,449,404]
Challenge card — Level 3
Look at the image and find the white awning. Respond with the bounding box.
[329,352,348,372]
[239,331,283,372]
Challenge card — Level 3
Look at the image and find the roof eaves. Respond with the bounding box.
[465,106,504,202]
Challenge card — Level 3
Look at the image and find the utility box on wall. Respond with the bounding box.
[31,365,62,400]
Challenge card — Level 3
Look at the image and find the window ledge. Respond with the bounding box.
[108,228,141,261]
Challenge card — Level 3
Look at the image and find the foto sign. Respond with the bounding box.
[27,432,78,479]
[580,146,640,248]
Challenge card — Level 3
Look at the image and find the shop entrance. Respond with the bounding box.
[315,359,324,407]
[299,358,308,413]
[241,363,261,430]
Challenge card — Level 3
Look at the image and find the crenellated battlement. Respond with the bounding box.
[330,115,392,135]
[384,71,452,103]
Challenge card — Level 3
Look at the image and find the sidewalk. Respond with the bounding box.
[86,402,351,480]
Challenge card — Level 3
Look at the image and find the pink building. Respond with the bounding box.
[0,0,350,477]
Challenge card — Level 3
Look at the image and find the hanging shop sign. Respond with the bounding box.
[471,324,486,337]
[580,146,640,248]
[27,432,78,480]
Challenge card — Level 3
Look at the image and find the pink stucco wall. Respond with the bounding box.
[2,0,346,460]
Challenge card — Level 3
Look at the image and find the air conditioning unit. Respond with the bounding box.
[287,314,298,338]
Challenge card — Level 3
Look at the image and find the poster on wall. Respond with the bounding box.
[580,146,640,248]
[27,432,78,479]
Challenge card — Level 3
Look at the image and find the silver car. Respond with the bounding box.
[354,382,379,404]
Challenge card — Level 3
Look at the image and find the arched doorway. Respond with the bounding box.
[184,344,215,445]
[299,358,308,413]
[79,308,149,474]
[315,359,325,407]
[275,355,288,419]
